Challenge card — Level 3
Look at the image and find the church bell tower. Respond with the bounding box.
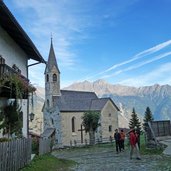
[44,38,60,109]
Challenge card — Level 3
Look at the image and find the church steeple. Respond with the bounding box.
[45,38,61,109]
[46,37,60,73]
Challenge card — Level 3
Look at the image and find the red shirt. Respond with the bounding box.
[129,132,137,146]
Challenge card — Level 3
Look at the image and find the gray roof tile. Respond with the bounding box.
[47,39,60,73]
[56,90,119,112]
[41,128,55,138]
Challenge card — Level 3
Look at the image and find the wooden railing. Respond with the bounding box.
[0,138,32,171]
[0,64,28,83]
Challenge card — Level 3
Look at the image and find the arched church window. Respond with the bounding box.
[53,74,57,82]
[46,74,49,82]
[109,125,112,132]
[72,117,76,132]
[47,99,49,108]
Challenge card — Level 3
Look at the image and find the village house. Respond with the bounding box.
[0,1,45,137]
[42,39,120,147]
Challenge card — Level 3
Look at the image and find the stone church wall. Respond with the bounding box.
[100,101,118,140]
[61,111,89,146]
[60,100,118,146]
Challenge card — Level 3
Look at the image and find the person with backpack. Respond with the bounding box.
[114,129,121,154]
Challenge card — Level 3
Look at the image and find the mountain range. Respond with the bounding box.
[32,80,171,130]
[64,80,171,123]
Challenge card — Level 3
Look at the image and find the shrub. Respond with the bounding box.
[32,138,39,155]
[0,137,10,142]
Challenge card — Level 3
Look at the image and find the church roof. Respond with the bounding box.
[46,38,60,73]
[0,1,45,63]
[56,90,119,112]
[90,98,119,111]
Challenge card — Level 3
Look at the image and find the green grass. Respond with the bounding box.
[139,134,164,155]
[138,135,170,170]
[140,144,163,155]
[20,154,76,171]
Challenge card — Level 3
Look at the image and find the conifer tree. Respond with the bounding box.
[129,108,141,130]
[144,106,154,123]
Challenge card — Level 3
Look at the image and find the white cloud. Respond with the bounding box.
[81,39,171,81]
[12,0,141,69]
[101,51,171,79]
[118,62,171,87]
[102,39,171,73]
[12,0,89,67]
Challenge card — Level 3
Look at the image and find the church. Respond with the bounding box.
[42,39,120,147]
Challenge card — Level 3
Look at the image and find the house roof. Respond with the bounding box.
[0,1,45,63]
[56,90,119,112]
[41,128,55,138]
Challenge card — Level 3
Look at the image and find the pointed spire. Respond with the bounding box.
[51,33,53,43]
[47,37,60,73]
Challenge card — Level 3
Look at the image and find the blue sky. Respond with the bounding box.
[4,0,171,88]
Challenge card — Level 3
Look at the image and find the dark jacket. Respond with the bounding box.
[114,132,121,141]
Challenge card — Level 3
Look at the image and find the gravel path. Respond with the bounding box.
[52,145,168,171]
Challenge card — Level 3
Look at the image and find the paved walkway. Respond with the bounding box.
[157,136,171,155]
[52,145,170,171]
[160,139,171,155]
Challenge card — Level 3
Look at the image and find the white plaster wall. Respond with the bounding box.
[0,26,28,77]
[20,99,28,138]
[0,26,29,137]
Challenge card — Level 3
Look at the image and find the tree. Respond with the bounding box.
[82,110,100,145]
[1,100,23,137]
[144,106,154,123]
[129,108,141,131]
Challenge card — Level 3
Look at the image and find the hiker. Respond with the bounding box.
[120,129,126,151]
[114,129,121,154]
[129,128,141,160]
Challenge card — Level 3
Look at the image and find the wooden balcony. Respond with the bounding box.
[0,64,29,99]
[0,64,28,82]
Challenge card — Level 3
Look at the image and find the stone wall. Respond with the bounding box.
[61,100,119,146]
[61,111,89,146]
[100,100,118,140]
